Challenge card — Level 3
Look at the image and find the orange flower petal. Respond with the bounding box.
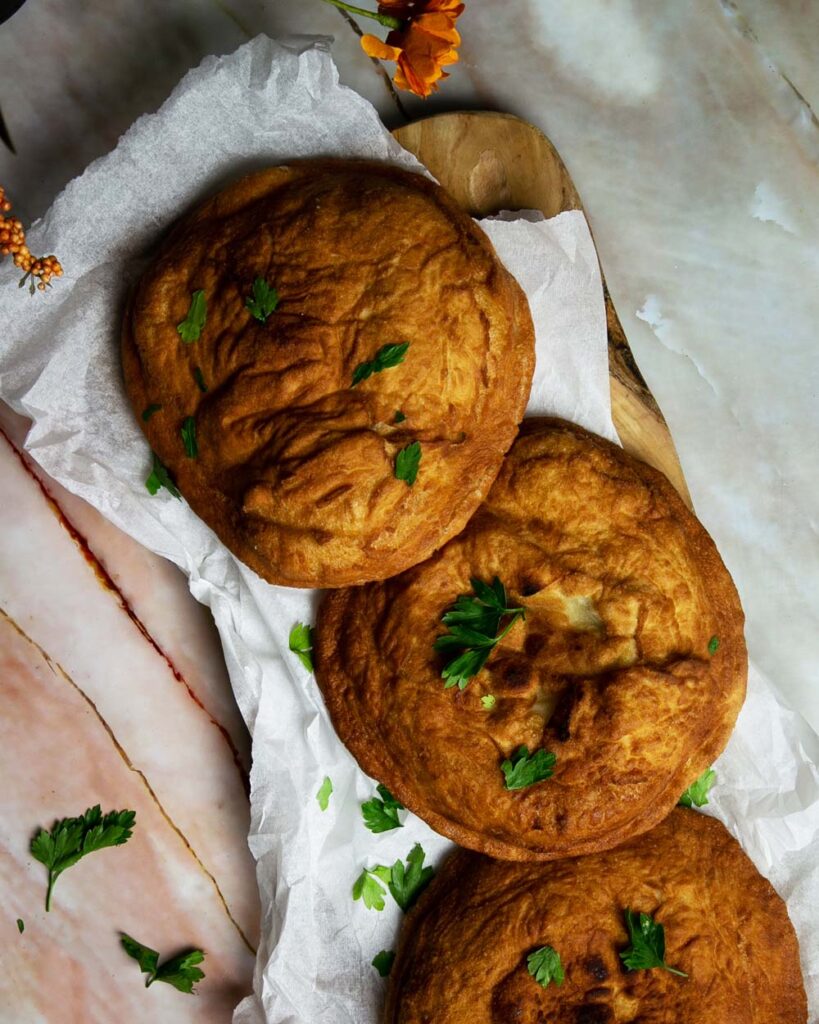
[360,34,403,62]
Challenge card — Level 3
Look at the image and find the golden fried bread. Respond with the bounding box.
[316,419,747,860]
[122,160,534,588]
[384,810,807,1024]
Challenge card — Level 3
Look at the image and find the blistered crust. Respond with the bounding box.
[122,160,535,587]
[316,419,747,860]
[384,810,807,1024]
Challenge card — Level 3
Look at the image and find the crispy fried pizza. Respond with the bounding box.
[383,809,806,1024]
[122,160,534,588]
[316,419,747,860]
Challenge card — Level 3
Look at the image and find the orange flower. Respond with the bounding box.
[360,0,465,99]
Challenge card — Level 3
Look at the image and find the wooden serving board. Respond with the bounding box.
[394,111,691,505]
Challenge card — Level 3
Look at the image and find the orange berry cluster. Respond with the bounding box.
[0,185,63,291]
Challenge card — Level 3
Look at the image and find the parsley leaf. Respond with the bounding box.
[388,843,434,912]
[180,417,198,459]
[481,694,496,709]
[353,845,433,913]
[141,403,162,422]
[245,277,279,323]
[121,933,206,993]
[289,622,314,672]
[708,635,720,655]
[361,784,404,834]
[372,950,395,977]
[316,776,333,811]
[145,453,181,499]
[394,441,421,486]
[501,746,556,791]
[619,909,687,977]
[16,918,24,934]
[177,290,207,343]
[394,410,406,424]
[527,945,564,988]
[352,866,392,911]
[352,342,409,386]
[678,767,716,808]
[192,366,208,393]
[434,577,525,690]
[31,805,136,911]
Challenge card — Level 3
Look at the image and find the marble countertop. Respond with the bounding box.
[1,2,817,1020]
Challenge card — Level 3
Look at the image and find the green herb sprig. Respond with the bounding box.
[121,933,206,993]
[501,746,556,791]
[527,945,564,988]
[352,342,409,386]
[394,441,421,486]
[177,290,206,343]
[678,768,716,808]
[289,623,314,673]
[180,417,197,458]
[361,784,404,834]
[316,777,333,811]
[31,805,136,911]
[245,277,279,323]
[372,950,395,977]
[434,577,525,690]
[619,909,687,977]
[145,454,181,498]
[352,843,434,913]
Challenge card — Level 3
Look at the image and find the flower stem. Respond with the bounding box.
[318,0,403,31]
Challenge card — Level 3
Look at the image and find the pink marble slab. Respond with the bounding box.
[0,402,258,1021]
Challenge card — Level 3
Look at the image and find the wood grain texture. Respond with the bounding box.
[394,111,692,504]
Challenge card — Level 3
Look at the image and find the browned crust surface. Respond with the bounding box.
[122,159,535,588]
[316,418,747,860]
[383,809,807,1024]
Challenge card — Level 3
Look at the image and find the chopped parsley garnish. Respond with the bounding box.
[177,290,206,343]
[289,622,314,672]
[192,366,208,392]
[619,909,687,977]
[361,784,404,833]
[678,767,716,808]
[31,805,136,911]
[501,746,556,791]
[388,843,434,911]
[352,844,434,913]
[394,441,421,486]
[352,865,393,911]
[121,933,206,993]
[141,403,162,422]
[394,410,406,424]
[180,417,198,458]
[245,277,279,323]
[16,918,24,934]
[352,342,409,386]
[480,694,496,709]
[372,950,396,977]
[708,635,720,655]
[434,577,525,690]
[316,776,333,811]
[527,945,564,988]
[145,453,181,499]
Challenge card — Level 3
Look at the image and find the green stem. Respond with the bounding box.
[318,0,403,31]
[45,872,55,912]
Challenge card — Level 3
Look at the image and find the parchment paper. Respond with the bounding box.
[0,36,815,1023]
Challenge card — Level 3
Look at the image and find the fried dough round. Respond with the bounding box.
[384,810,807,1024]
[316,419,747,860]
[122,160,534,588]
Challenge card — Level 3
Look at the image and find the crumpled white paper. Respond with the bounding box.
[0,35,816,1023]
